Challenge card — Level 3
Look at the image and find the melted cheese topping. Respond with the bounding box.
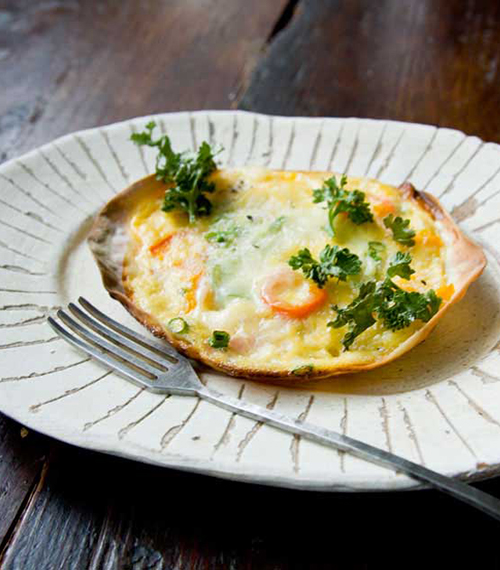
[123,169,448,374]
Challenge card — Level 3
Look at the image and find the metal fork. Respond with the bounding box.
[48,297,500,521]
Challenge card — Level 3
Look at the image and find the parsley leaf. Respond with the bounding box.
[368,241,386,261]
[383,214,416,247]
[328,257,442,349]
[329,282,377,349]
[377,280,442,331]
[288,245,362,288]
[131,121,219,223]
[313,175,373,236]
[330,247,363,280]
[387,251,415,280]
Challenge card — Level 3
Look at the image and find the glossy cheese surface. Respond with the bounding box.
[123,169,449,375]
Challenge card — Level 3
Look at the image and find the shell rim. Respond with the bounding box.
[87,170,487,381]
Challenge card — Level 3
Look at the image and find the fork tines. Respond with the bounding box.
[48,297,180,391]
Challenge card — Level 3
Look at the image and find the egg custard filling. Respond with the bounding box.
[89,124,486,380]
[122,169,451,374]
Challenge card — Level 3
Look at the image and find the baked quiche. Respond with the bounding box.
[88,122,486,380]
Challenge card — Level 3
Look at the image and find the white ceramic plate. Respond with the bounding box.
[1,111,500,492]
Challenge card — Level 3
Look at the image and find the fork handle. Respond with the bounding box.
[199,387,500,522]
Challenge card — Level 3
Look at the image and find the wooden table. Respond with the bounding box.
[1,1,500,567]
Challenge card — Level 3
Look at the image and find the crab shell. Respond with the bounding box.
[88,171,486,381]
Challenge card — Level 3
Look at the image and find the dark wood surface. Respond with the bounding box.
[241,0,500,143]
[1,1,500,567]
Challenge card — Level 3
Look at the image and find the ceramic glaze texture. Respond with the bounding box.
[0,111,499,491]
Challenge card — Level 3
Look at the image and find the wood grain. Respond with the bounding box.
[0,0,288,163]
[240,0,500,143]
[0,417,46,558]
[0,0,289,565]
[2,445,500,570]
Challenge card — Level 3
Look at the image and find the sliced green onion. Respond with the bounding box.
[292,364,314,376]
[268,216,286,233]
[168,317,189,335]
[208,330,230,349]
[368,241,386,261]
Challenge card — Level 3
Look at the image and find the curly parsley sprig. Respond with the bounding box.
[383,214,416,247]
[131,121,220,223]
[313,175,374,236]
[377,282,441,332]
[288,245,362,288]
[386,251,415,280]
[329,281,378,350]
[328,255,441,349]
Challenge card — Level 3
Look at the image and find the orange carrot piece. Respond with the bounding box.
[415,229,443,248]
[436,283,455,301]
[185,271,203,313]
[373,199,396,218]
[261,268,328,318]
[149,233,175,256]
